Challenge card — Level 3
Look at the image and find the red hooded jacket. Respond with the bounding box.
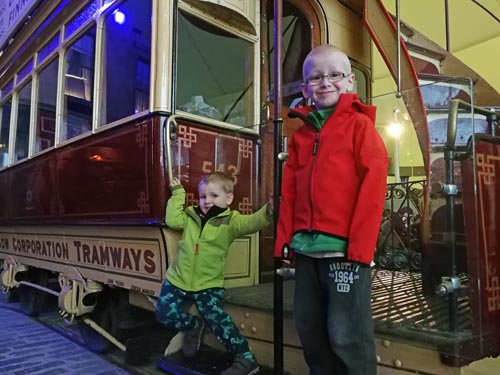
[274,93,389,265]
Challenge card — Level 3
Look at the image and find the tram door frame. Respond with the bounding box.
[259,0,322,276]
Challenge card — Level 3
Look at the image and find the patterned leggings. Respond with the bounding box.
[155,280,250,354]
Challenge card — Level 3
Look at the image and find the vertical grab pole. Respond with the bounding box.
[164,115,178,182]
[395,0,402,98]
[273,0,284,374]
[445,100,459,331]
[444,0,450,52]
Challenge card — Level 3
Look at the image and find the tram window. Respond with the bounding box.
[36,58,58,152]
[62,27,95,141]
[352,66,368,102]
[135,59,150,113]
[100,0,152,125]
[64,0,98,40]
[267,1,311,107]
[38,34,59,66]
[0,99,12,168]
[15,81,32,162]
[16,59,34,85]
[1,79,14,100]
[176,11,254,127]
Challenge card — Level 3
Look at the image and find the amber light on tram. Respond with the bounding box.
[89,154,103,162]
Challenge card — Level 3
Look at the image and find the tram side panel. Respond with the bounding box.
[461,136,500,359]
[8,155,58,218]
[0,169,7,220]
[0,115,261,296]
[0,116,168,297]
[0,225,167,297]
[166,119,261,288]
[0,117,166,224]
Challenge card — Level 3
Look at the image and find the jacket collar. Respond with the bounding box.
[288,93,377,125]
[187,205,231,226]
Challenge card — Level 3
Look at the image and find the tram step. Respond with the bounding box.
[119,318,156,330]
[125,336,151,365]
[157,349,234,375]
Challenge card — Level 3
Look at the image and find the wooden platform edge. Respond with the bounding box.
[209,303,500,375]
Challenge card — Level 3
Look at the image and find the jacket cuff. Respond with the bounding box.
[171,185,183,192]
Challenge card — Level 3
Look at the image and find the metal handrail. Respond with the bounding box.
[442,99,500,331]
[447,99,500,150]
[164,115,179,182]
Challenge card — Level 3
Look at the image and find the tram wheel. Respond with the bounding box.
[18,269,48,317]
[79,296,120,353]
[7,288,20,302]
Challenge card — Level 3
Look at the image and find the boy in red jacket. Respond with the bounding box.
[275,45,389,375]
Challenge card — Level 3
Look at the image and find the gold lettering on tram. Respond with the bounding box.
[0,233,159,275]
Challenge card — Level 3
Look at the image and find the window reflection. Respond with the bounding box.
[63,27,95,141]
[100,0,152,125]
[15,82,32,162]
[0,99,12,168]
[267,1,310,107]
[36,58,58,152]
[176,11,254,127]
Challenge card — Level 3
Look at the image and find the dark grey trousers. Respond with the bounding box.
[294,253,377,375]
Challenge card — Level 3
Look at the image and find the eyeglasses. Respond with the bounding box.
[305,72,350,86]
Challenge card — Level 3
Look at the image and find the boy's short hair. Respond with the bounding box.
[198,171,234,193]
[302,44,352,81]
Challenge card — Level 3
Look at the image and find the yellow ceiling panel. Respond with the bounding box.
[381,0,500,96]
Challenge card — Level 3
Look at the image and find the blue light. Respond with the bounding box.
[113,9,125,24]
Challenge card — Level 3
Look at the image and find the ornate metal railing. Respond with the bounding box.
[375,180,426,271]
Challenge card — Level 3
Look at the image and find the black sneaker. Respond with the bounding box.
[220,354,259,375]
[182,316,205,358]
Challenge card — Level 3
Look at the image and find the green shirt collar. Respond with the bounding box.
[306,107,335,130]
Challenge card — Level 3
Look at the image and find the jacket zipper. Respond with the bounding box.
[192,240,200,290]
[309,131,319,228]
[190,217,204,290]
[312,132,319,155]
[188,209,228,290]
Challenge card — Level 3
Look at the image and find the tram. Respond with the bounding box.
[1,0,500,374]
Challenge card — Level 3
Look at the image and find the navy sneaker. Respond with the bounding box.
[182,316,205,358]
[220,354,259,375]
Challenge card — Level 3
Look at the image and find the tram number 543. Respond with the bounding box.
[202,161,238,185]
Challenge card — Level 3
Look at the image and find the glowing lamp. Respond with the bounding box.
[113,10,125,25]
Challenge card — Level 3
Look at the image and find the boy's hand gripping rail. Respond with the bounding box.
[164,115,179,182]
[276,267,295,278]
[276,245,295,278]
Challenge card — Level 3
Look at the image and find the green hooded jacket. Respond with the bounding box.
[165,185,272,291]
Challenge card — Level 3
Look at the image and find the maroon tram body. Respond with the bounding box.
[461,136,500,361]
[0,116,257,225]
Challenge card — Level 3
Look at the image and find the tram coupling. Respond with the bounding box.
[57,275,103,319]
[431,182,458,196]
[0,262,29,290]
[435,276,461,296]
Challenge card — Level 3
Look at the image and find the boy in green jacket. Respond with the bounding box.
[156,171,272,375]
